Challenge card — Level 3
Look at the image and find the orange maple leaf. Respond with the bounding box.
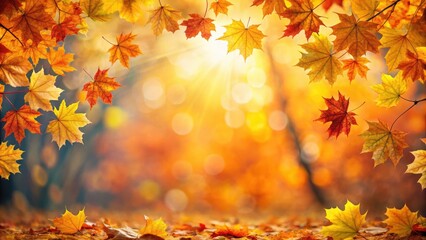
[147,4,182,36]
[210,0,232,16]
[342,57,369,82]
[181,14,216,40]
[53,209,86,234]
[322,0,343,11]
[211,225,249,238]
[316,92,357,138]
[332,13,380,58]
[397,48,425,82]
[0,53,32,87]
[82,68,120,108]
[107,33,142,68]
[47,46,76,76]
[0,84,4,110]
[21,33,56,65]
[51,16,80,42]
[252,0,286,16]
[280,0,324,39]
[2,105,41,144]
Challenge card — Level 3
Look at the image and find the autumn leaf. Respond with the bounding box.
[0,84,4,110]
[360,120,408,166]
[147,4,182,36]
[181,14,215,40]
[316,92,357,138]
[47,100,91,148]
[210,0,232,16]
[2,105,41,144]
[397,47,426,82]
[218,19,265,60]
[342,57,369,81]
[0,142,23,180]
[211,224,249,238]
[372,72,407,108]
[332,13,380,58]
[0,0,22,17]
[406,142,426,189]
[296,33,343,85]
[321,200,367,240]
[51,16,80,42]
[20,33,56,65]
[47,46,76,76]
[80,0,111,21]
[107,33,142,68]
[350,0,379,20]
[384,205,418,237]
[53,209,86,234]
[102,0,152,22]
[0,43,11,55]
[322,0,343,11]
[251,0,286,16]
[280,0,324,39]
[0,53,32,87]
[139,216,168,239]
[82,68,120,108]
[24,68,62,111]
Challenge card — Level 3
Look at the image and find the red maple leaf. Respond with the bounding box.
[181,14,215,40]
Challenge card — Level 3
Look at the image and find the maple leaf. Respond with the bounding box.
[332,13,380,58]
[384,205,418,237]
[296,33,343,84]
[350,0,379,20]
[181,14,216,40]
[47,100,91,148]
[1,105,41,144]
[53,209,86,234]
[322,0,343,11]
[406,140,426,189]
[342,57,369,81]
[397,47,426,82]
[0,142,23,180]
[102,0,152,22]
[47,46,76,76]
[211,224,249,238]
[147,4,182,36]
[0,43,11,55]
[0,53,32,87]
[316,92,357,138]
[360,120,408,166]
[218,19,265,60]
[21,33,56,65]
[9,0,56,45]
[372,72,407,108]
[24,68,63,111]
[0,84,4,110]
[82,68,120,108]
[107,33,142,68]
[0,0,22,17]
[139,216,168,239]
[210,0,232,16]
[321,200,367,240]
[80,0,111,21]
[51,16,80,42]
[280,0,324,39]
[251,0,286,16]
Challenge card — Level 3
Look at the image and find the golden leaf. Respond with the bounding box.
[0,142,23,180]
[53,209,86,234]
[25,68,63,111]
[372,71,407,108]
[47,46,76,76]
[384,205,418,237]
[139,216,168,239]
[147,4,182,36]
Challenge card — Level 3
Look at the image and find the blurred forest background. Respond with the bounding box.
[0,0,425,218]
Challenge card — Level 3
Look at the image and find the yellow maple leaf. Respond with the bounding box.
[24,68,63,111]
[0,142,23,180]
[384,205,418,237]
[47,46,76,76]
[218,19,265,60]
[296,33,343,85]
[53,209,86,234]
[372,71,407,108]
[108,33,142,68]
[210,0,232,16]
[0,53,32,87]
[80,0,112,21]
[139,216,168,238]
[350,0,379,20]
[147,4,182,36]
[360,120,408,166]
[321,200,367,240]
[103,0,153,22]
[406,142,426,189]
[47,100,91,148]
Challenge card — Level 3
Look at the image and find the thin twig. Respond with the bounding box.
[0,23,24,46]
[204,0,209,17]
[366,0,401,21]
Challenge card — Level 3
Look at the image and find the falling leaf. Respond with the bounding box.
[51,16,80,42]
[342,57,369,81]
[280,0,324,39]
[147,4,182,36]
[211,224,249,238]
[181,14,215,40]
[0,53,32,87]
[53,209,86,234]
[210,0,232,16]
[82,68,120,108]
[47,46,76,76]
[218,19,265,60]
[316,92,357,138]
[2,105,41,144]
[108,33,142,68]
[360,120,408,166]
[321,200,366,240]
[80,0,111,21]
[24,68,63,111]
[322,0,343,11]
[397,47,426,82]
[372,72,407,108]
[0,142,23,180]
[139,216,168,239]
[350,0,379,20]
[406,148,426,190]
[384,205,418,237]
[47,100,91,148]
[332,13,380,58]
[296,33,343,85]
[251,0,286,16]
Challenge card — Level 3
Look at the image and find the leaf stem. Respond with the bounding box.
[349,101,365,112]
[313,0,327,10]
[102,36,115,46]
[366,0,401,21]
[246,17,251,28]
[389,99,424,130]
[204,0,209,17]
[159,0,163,7]
[0,90,29,95]
[0,23,24,46]
[3,95,17,110]
[82,68,94,80]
